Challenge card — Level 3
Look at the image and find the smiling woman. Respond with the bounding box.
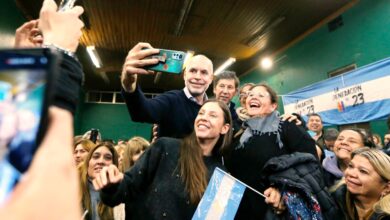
[322,128,374,187]
[225,83,319,219]
[332,148,390,219]
[78,142,119,220]
[93,100,233,220]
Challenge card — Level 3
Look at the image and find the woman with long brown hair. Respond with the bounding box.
[79,142,119,220]
[93,100,232,219]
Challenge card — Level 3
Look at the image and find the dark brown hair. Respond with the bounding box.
[179,99,232,203]
[249,83,278,104]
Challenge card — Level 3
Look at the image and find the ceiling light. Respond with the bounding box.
[86,46,102,68]
[183,50,194,69]
[214,57,236,75]
[260,57,273,70]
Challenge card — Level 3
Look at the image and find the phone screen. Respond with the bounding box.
[0,49,58,205]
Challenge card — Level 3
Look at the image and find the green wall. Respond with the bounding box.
[238,0,390,138]
[0,1,26,47]
[75,97,152,141]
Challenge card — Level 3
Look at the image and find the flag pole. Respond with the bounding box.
[216,168,265,198]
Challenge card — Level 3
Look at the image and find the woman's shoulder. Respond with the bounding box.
[331,184,347,203]
[149,137,181,155]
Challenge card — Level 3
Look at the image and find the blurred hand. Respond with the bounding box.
[0,107,81,220]
[14,20,43,48]
[280,114,302,126]
[236,107,250,121]
[93,164,124,190]
[38,0,84,52]
[151,124,159,143]
[121,42,159,92]
[264,187,285,215]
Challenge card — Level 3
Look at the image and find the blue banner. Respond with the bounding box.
[282,57,390,126]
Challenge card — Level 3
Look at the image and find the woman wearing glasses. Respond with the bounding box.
[225,83,331,219]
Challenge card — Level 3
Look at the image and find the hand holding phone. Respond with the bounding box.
[144,49,186,74]
[38,0,84,52]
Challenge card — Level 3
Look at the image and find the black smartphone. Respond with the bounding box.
[0,48,59,204]
[90,128,99,143]
[58,0,77,11]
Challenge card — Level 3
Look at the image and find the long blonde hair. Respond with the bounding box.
[353,148,390,215]
[79,142,118,220]
[332,148,390,216]
[121,137,150,172]
[179,100,232,204]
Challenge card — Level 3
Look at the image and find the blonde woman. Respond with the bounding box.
[73,139,95,166]
[332,148,390,219]
[121,137,150,172]
[114,143,126,172]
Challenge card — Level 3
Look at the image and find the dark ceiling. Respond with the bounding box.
[15,0,357,94]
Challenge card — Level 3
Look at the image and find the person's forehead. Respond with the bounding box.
[188,56,212,69]
[201,102,222,112]
[340,130,361,138]
[94,146,112,154]
[250,86,267,93]
[217,78,236,86]
[242,85,252,92]
[309,116,321,121]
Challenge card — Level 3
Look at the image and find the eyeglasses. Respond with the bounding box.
[239,92,248,99]
[247,92,270,98]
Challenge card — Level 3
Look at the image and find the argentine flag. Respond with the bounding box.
[192,168,246,220]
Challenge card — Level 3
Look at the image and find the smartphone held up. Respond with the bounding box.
[144,49,187,74]
[0,48,59,205]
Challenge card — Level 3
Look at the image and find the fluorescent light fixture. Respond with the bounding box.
[214,57,236,75]
[260,57,273,70]
[173,0,194,36]
[244,16,285,47]
[86,46,102,68]
[182,50,195,69]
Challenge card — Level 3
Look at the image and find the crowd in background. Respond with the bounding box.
[0,0,390,219]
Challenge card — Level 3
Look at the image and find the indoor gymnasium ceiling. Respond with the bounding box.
[15,0,357,93]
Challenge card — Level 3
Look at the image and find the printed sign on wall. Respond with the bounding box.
[282,58,390,126]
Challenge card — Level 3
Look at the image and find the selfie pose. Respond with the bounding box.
[121,42,214,138]
[94,100,232,219]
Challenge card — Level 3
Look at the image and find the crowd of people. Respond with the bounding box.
[0,0,390,219]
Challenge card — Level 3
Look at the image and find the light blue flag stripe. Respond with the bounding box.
[192,168,246,220]
[282,57,390,105]
[220,175,246,219]
[192,168,223,220]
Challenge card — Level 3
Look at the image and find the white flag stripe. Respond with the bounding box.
[284,76,390,115]
[205,175,235,220]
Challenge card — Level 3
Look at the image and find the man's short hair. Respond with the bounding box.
[308,113,322,122]
[213,71,239,89]
[323,128,339,141]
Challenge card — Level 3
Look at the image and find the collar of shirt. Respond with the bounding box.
[183,87,208,105]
